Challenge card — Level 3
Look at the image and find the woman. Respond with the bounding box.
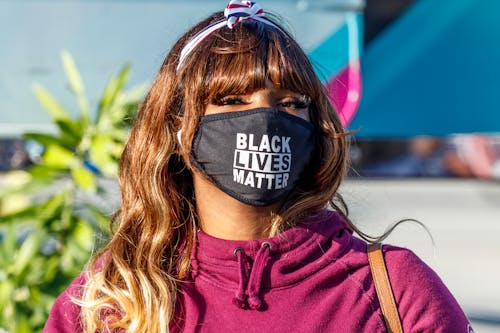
[44,1,472,332]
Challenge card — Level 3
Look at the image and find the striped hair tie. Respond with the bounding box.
[177,0,280,70]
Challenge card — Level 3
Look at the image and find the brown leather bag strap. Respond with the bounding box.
[367,243,403,333]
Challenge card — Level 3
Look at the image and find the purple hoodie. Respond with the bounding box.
[44,210,473,332]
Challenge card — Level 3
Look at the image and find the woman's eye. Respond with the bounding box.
[213,96,246,106]
[279,96,311,110]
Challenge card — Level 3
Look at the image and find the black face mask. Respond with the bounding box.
[190,108,315,206]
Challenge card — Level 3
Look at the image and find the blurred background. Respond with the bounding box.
[0,0,499,331]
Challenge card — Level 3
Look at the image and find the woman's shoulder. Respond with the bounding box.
[43,252,109,332]
[379,244,474,332]
[380,243,453,299]
[43,272,87,333]
[332,228,473,332]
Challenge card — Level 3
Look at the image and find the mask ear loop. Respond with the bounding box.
[176,99,186,151]
[177,129,184,150]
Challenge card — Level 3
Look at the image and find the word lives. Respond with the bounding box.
[233,133,292,189]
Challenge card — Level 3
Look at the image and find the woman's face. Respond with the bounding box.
[204,79,311,122]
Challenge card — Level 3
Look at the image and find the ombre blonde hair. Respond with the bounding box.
[77,12,352,332]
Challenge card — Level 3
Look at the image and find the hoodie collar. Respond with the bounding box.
[190,210,353,309]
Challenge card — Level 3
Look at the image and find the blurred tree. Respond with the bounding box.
[0,51,147,332]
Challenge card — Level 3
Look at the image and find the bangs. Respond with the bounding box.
[187,19,320,104]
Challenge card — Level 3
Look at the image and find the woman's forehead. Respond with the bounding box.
[211,79,307,97]
[204,65,309,97]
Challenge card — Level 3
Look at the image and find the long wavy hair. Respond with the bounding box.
[77,11,353,332]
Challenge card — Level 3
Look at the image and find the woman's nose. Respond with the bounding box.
[249,90,275,108]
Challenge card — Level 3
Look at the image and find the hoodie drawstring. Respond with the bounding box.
[232,242,272,310]
[232,247,248,308]
[247,241,272,310]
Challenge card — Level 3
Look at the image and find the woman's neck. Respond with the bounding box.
[193,172,281,240]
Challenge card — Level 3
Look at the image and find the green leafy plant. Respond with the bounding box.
[0,51,147,332]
